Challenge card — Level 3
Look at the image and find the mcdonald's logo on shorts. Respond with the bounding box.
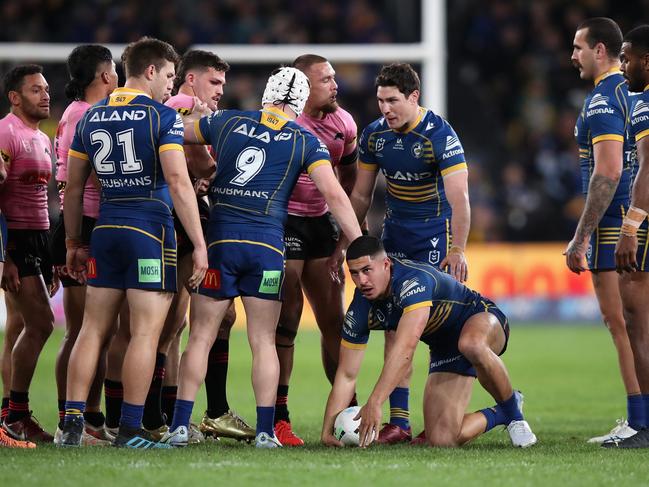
[202,269,220,290]
[87,257,97,279]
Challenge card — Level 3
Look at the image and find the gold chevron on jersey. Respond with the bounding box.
[421,301,454,338]
[386,179,437,202]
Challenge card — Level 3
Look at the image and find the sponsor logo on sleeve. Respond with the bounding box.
[586,93,614,116]
[343,309,359,337]
[137,259,161,283]
[202,269,221,290]
[258,270,282,294]
[442,135,464,159]
[632,100,649,125]
[399,277,427,300]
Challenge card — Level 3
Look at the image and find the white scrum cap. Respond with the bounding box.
[261,67,310,116]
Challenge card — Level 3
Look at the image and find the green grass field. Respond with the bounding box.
[1,324,649,486]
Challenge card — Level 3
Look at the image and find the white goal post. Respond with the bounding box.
[0,1,446,113]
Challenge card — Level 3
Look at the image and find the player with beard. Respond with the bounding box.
[0,65,57,443]
[609,24,649,449]
[272,54,360,446]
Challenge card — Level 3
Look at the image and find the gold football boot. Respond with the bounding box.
[199,410,255,442]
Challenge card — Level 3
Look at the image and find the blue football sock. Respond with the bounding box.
[64,400,86,424]
[642,394,649,429]
[479,405,508,432]
[627,394,645,430]
[389,387,410,430]
[120,402,144,430]
[170,399,194,431]
[498,392,523,423]
[256,406,275,436]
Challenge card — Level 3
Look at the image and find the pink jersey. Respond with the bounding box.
[165,93,195,113]
[0,113,52,230]
[288,107,357,217]
[55,100,100,219]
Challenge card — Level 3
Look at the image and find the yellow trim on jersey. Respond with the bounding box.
[592,134,624,144]
[387,180,434,190]
[387,184,435,197]
[397,107,426,134]
[441,162,468,177]
[341,339,367,351]
[636,129,649,142]
[159,143,184,154]
[194,120,206,144]
[388,191,434,202]
[359,160,379,171]
[260,107,289,130]
[94,225,162,243]
[644,84,649,92]
[68,149,89,161]
[306,159,331,175]
[208,239,284,256]
[404,301,432,313]
[594,67,621,86]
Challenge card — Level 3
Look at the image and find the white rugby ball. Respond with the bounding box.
[333,406,361,446]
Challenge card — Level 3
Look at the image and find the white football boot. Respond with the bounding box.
[588,419,637,444]
[255,432,282,448]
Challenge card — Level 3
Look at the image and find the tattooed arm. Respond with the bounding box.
[565,140,623,274]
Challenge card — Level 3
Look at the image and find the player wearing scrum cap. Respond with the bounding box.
[162,67,361,448]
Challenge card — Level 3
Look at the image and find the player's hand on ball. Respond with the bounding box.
[615,234,638,273]
[321,431,344,448]
[356,401,380,448]
[564,237,588,274]
[440,246,468,282]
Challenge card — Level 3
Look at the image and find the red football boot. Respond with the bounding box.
[3,414,54,443]
[274,420,304,447]
[376,423,412,444]
[410,430,427,445]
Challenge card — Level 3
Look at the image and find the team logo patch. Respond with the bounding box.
[138,259,161,283]
[87,257,97,279]
[412,142,423,159]
[429,250,441,265]
[202,269,221,290]
[374,138,385,152]
[258,270,282,294]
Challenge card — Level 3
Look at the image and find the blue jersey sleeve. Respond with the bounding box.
[433,122,467,177]
[303,134,331,175]
[341,289,371,350]
[357,126,379,171]
[395,271,436,314]
[158,109,185,155]
[630,97,649,143]
[587,87,625,144]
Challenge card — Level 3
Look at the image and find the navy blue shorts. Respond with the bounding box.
[87,217,177,292]
[199,228,284,301]
[0,214,6,262]
[382,216,450,267]
[428,299,509,377]
[587,203,649,271]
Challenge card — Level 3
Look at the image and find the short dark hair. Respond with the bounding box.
[65,44,113,101]
[173,50,230,94]
[624,25,649,56]
[2,64,43,100]
[346,236,385,261]
[577,17,623,58]
[375,63,420,97]
[292,54,329,72]
[121,37,179,79]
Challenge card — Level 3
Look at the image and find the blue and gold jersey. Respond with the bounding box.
[628,88,649,152]
[70,88,184,224]
[574,70,634,207]
[358,107,467,220]
[341,258,487,350]
[195,106,331,236]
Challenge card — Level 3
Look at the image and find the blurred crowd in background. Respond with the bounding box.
[0,0,646,242]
